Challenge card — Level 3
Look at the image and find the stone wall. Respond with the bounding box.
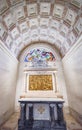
[0,41,18,126]
[62,36,82,125]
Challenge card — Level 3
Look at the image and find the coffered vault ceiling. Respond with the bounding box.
[0,0,82,59]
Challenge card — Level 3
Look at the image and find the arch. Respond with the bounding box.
[19,42,61,63]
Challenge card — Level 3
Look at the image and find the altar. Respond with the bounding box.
[18,98,67,130]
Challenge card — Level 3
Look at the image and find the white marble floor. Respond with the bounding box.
[64,112,82,130]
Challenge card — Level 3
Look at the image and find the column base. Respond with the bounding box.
[18,120,67,130]
[18,119,26,130]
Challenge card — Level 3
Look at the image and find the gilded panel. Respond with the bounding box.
[29,75,53,90]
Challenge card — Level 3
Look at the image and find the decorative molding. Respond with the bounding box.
[0,0,9,15]
[0,40,18,64]
[62,35,82,61]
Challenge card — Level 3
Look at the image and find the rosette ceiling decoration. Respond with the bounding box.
[0,0,82,59]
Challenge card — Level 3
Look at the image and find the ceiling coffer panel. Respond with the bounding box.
[40,2,51,16]
[0,0,9,14]
[27,3,37,17]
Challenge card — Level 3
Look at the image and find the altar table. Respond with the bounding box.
[18,98,67,130]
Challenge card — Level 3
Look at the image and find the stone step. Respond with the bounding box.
[0,113,19,130]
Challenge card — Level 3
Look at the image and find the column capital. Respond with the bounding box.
[20,103,26,108]
[50,104,56,107]
[28,103,33,107]
[58,103,63,108]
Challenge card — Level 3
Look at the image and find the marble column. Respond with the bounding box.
[57,103,64,125]
[50,104,55,122]
[50,104,58,126]
[18,103,26,129]
[28,104,34,121]
[54,104,58,121]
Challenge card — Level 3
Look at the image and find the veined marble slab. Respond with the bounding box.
[26,104,50,120]
[33,104,50,120]
[19,97,64,102]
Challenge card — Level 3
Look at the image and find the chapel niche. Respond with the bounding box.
[20,47,63,99]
